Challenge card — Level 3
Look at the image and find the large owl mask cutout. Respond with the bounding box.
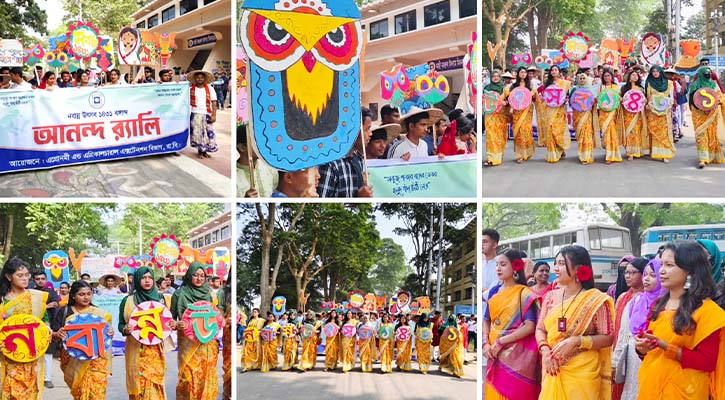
[239,0,362,171]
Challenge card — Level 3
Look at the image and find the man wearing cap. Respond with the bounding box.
[388,106,445,160]
[527,66,541,90]
[366,124,400,160]
[8,67,31,90]
[189,70,219,158]
[502,70,514,86]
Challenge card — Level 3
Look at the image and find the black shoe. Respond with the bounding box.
[44,381,54,389]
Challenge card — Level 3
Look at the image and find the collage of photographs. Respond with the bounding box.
[0,0,724,399]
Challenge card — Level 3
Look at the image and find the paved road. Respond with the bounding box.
[43,350,223,399]
[237,350,477,400]
[483,113,725,198]
[0,110,232,198]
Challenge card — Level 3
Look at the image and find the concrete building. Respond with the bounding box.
[360,0,477,119]
[440,218,476,317]
[188,206,232,254]
[703,0,725,76]
[131,0,231,76]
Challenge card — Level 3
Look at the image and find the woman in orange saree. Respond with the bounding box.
[438,316,464,377]
[484,71,510,166]
[170,262,219,400]
[357,314,376,372]
[218,279,232,400]
[322,310,341,371]
[395,315,413,371]
[260,313,281,372]
[621,71,648,160]
[297,310,321,371]
[341,310,359,372]
[542,65,572,163]
[241,308,263,372]
[569,72,600,164]
[636,242,725,400]
[53,281,113,400]
[535,245,614,400]
[599,69,623,164]
[414,313,433,373]
[689,67,725,168]
[377,314,395,373]
[483,249,540,400]
[509,66,536,163]
[0,258,49,400]
[119,266,174,400]
[645,66,676,162]
[281,312,299,371]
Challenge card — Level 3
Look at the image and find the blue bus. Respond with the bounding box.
[497,224,632,290]
[640,224,725,258]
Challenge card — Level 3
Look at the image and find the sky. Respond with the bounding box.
[38,0,66,33]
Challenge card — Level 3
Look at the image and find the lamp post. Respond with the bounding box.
[713,11,722,78]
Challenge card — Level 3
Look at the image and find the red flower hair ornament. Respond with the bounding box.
[576,265,593,281]
[512,259,525,272]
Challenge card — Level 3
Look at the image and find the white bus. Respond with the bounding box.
[641,224,725,258]
[497,224,632,289]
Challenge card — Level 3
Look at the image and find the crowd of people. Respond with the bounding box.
[484,59,725,168]
[238,307,476,377]
[237,104,478,198]
[0,258,233,400]
[482,228,725,400]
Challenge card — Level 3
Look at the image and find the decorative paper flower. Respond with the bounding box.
[512,259,525,272]
[576,265,593,281]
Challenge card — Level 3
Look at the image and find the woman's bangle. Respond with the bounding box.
[538,342,551,352]
[495,338,503,347]
[664,343,679,359]
[579,335,593,350]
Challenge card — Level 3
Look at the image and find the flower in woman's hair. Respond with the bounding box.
[576,265,593,281]
[512,259,525,272]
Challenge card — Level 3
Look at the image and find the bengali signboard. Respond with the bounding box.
[0,39,23,66]
[367,154,476,198]
[0,84,190,174]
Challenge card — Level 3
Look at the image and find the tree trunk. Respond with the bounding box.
[257,203,274,314]
[2,214,13,259]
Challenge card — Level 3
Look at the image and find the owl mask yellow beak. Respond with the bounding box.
[253,9,356,51]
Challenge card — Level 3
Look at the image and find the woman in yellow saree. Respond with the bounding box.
[636,242,725,400]
[119,266,174,400]
[260,312,281,372]
[170,262,219,400]
[341,310,358,372]
[509,66,536,163]
[395,314,413,371]
[297,310,321,371]
[438,315,464,377]
[542,65,572,163]
[569,71,600,164]
[414,313,433,373]
[281,311,299,371]
[323,310,341,371]
[484,70,510,166]
[377,314,395,373]
[0,258,49,400]
[53,280,113,400]
[483,249,540,400]
[217,276,232,400]
[599,69,623,164]
[535,245,614,400]
[621,71,648,160]
[241,308,263,372]
[688,67,725,168]
[645,66,676,162]
[357,314,376,372]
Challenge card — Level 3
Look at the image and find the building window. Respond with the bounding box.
[204,0,217,4]
[394,10,416,34]
[459,0,476,18]
[137,21,146,29]
[148,14,159,28]
[454,290,461,302]
[212,230,219,243]
[454,270,462,282]
[221,226,230,240]
[204,233,211,246]
[180,0,198,15]
[464,287,472,299]
[369,19,388,40]
[424,1,451,27]
[162,6,175,23]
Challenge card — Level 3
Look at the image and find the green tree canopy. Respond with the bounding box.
[62,0,146,36]
[0,0,48,40]
[483,203,562,239]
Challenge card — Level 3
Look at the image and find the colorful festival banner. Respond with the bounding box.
[380,62,450,114]
[641,32,670,67]
[63,313,112,361]
[239,0,363,171]
[396,291,412,313]
[323,322,339,338]
[347,290,364,309]
[43,250,70,288]
[395,325,411,342]
[377,325,392,340]
[128,300,173,346]
[367,154,476,198]
[93,295,125,345]
[0,314,51,362]
[149,234,183,270]
[272,296,286,317]
[22,44,45,66]
[66,21,102,61]
[260,326,276,342]
[341,323,357,338]
[236,46,248,125]
[243,327,259,342]
[0,39,23,66]
[416,326,432,342]
[0,84,189,174]
[181,301,222,344]
[357,325,373,340]
[212,247,230,279]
